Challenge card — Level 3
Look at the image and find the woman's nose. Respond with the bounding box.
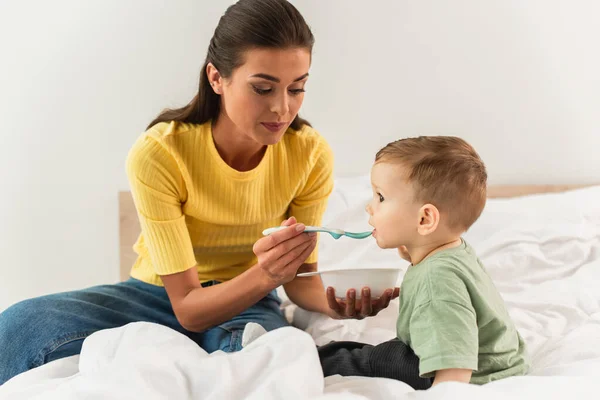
[271,93,290,117]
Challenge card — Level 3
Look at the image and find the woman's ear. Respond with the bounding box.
[417,203,440,236]
[206,63,223,95]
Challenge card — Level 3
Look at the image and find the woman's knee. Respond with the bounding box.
[0,298,49,384]
[0,296,66,357]
[0,295,94,384]
[0,295,87,361]
[0,297,42,340]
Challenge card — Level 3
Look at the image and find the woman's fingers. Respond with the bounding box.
[272,231,315,261]
[345,290,356,317]
[281,216,297,226]
[294,236,317,265]
[359,288,373,317]
[371,289,394,315]
[272,239,312,268]
[326,287,343,317]
[253,223,308,255]
[326,286,398,320]
[278,236,316,273]
[261,234,315,284]
[252,216,318,286]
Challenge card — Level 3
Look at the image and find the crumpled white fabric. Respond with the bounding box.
[0,322,324,400]
[4,321,599,400]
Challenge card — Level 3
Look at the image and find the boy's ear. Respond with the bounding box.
[417,204,440,235]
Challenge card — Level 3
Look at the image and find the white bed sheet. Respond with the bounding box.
[2,177,600,399]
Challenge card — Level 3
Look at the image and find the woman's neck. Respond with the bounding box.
[212,115,266,172]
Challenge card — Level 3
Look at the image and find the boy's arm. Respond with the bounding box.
[433,369,472,386]
[409,299,478,382]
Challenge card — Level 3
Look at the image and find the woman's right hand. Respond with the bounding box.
[253,217,317,287]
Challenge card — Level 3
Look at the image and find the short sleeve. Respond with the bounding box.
[126,135,196,275]
[288,138,334,264]
[410,300,479,377]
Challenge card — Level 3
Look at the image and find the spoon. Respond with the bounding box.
[262,225,372,240]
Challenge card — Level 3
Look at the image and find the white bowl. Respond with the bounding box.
[297,268,401,299]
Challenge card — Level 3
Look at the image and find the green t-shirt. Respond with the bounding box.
[396,239,530,384]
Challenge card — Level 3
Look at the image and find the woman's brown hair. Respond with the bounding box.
[147,0,314,130]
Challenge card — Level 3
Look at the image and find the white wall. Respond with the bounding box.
[1,0,599,310]
[301,0,600,182]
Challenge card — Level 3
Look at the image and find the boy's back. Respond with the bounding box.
[397,239,529,384]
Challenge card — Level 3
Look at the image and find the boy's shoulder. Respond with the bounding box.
[402,240,480,307]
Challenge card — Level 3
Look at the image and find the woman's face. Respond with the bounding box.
[210,47,311,145]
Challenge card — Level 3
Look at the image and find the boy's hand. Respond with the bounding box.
[325,287,400,320]
[398,246,412,262]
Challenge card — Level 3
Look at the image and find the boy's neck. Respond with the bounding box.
[406,236,463,266]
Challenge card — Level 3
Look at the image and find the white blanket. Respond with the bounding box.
[2,177,600,399]
[1,323,325,400]
[2,321,599,400]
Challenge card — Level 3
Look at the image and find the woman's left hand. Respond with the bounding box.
[325,286,400,320]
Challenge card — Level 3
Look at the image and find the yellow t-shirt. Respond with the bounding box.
[125,121,334,286]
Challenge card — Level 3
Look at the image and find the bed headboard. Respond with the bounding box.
[118,184,590,281]
[119,192,140,282]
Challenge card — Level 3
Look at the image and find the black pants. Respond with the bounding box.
[318,338,433,390]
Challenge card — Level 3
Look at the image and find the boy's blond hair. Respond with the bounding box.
[375,136,487,232]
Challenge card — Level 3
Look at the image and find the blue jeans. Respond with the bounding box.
[0,278,288,385]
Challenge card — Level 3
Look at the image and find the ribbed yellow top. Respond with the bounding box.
[126,121,334,286]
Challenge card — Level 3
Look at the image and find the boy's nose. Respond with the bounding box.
[365,203,372,215]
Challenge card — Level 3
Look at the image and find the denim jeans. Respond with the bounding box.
[0,278,288,385]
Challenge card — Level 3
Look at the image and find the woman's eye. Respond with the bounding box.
[252,86,272,95]
[289,88,306,96]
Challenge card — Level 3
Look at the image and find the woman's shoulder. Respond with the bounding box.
[128,121,208,171]
[144,121,207,143]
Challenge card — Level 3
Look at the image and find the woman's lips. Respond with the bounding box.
[261,122,287,132]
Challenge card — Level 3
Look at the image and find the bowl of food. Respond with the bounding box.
[297,267,401,299]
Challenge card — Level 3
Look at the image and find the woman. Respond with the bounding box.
[0,0,398,385]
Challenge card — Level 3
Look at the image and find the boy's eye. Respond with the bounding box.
[378,193,384,202]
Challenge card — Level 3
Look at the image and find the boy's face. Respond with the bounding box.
[366,162,421,249]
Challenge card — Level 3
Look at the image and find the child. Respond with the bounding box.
[318,136,530,389]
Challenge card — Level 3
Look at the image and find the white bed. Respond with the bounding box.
[2,176,599,399]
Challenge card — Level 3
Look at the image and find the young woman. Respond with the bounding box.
[0,0,397,385]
